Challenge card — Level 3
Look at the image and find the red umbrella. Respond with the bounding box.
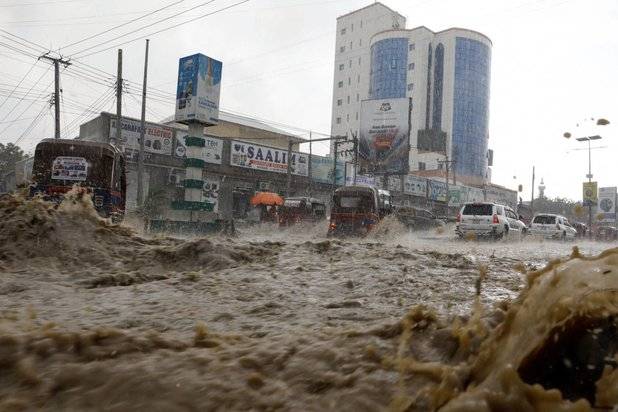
[250,192,284,206]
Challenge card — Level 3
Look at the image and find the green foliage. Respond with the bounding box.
[0,143,25,175]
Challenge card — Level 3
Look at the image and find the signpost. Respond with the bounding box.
[173,53,223,216]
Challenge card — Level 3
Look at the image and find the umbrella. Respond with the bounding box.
[250,192,283,206]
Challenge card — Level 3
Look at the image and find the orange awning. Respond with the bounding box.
[250,192,284,206]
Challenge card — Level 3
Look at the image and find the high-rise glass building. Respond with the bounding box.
[331,3,492,185]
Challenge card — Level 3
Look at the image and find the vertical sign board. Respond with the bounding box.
[359,98,411,174]
[583,182,598,207]
[175,54,222,125]
[597,187,617,223]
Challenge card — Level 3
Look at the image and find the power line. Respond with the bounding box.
[60,0,187,52]
[70,0,217,57]
[0,64,51,124]
[73,0,250,59]
[0,59,41,110]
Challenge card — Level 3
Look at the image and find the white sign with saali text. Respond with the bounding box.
[175,133,223,164]
[110,117,173,156]
[51,156,88,181]
[230,141,308,176]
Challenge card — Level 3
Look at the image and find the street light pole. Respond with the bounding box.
[577,135,602,237]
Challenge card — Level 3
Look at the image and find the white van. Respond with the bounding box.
[529,214,577,240]
[456,202,525,239]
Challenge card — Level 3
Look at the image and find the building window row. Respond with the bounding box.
[408,62,415,70]
[339,64,344,71]
[418,161,426,170]
[338,81,343,88]
[340,21,362,36]
[337,99,342,106]
[409,43,415,51]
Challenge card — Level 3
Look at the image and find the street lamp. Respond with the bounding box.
[576,135,602,235]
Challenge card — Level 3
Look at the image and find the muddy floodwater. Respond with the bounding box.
[1,195,617,411]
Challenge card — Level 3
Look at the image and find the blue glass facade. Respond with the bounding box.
[432,43,444,130]
[452,37,491,179]
[369,38,408,99]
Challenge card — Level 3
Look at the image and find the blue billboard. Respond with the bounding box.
[175,53,222,125]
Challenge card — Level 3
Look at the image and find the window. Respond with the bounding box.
[351,23,354,31]
[360,20,363,28]
[337,99,342,106]
[357,74,360,83]
[348,77,351,85]
[355,112,358,120]
[408,63,415,70]
[409,43,415,51]
[358,57,361,65]
[347,96,350,104]
[356,93,359,101]
[462,204,492,216]
[339,64,344,71]
[391,59,397,69]
[346,114,350,122]
[341,28,346,35]
[407,83,414,91]
[418,162,426,171]
[340,46,345,53]
[349,59,352,68]
[496,206,504,216]
[437,162,444,170]
[338,81,343,88]
[359,39,362,46]
[336,117,341,124]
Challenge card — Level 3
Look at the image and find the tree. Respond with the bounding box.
[0,143,26,176]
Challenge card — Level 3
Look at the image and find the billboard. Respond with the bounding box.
[109,117,173,156]
[428,180,448,202]
[310,156,344,185]
[175,53,222,125]
[403,175,427,197]
[345,173,376,187]
[387,176,402,192]
[598,187,617,222]
[230,141,308,176]
[175,133,223,164]
[583,181,598,206]
[359,98,411,174]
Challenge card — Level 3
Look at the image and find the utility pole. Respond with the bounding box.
[530,166,535,217]
[113,49,122,147]
[333,140,339,190]
[308,131,312,196]
[286,140,293,197]
[352,132,358,185]
[39,54,71,139]
[137,40,149,208]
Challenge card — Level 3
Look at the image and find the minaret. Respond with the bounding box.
[538,178,546,199]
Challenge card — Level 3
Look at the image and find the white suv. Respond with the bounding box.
[456,202,524,239]
[529,214,577,240]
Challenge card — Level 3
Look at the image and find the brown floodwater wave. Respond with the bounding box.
[0,195,616,411]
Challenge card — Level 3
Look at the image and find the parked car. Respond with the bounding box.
[456,202,525,239]
[528,214,577,240]
[395,206,446,230]
[595,226,618,242]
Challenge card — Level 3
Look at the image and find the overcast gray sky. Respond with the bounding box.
[1,0,616,200]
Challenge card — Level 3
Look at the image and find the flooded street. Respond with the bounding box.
[1,196,617,411]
